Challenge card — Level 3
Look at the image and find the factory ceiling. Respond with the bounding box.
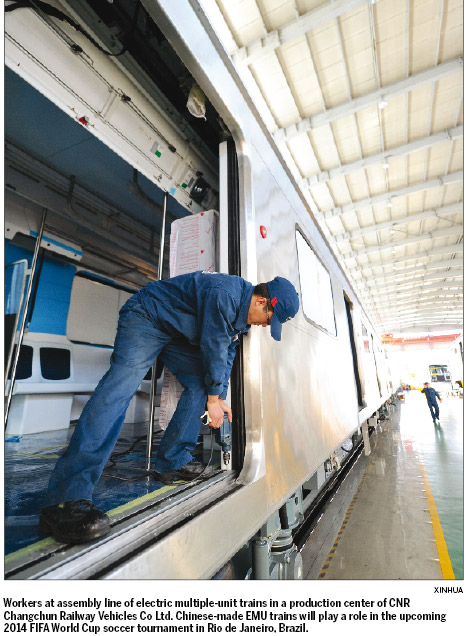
[201,0,463,335]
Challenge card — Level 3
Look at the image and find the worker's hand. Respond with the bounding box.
[218,399,232,423]
[206,395,224,429]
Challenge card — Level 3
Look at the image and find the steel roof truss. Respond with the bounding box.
[232,0,366,66]
[274,57,462,143]
[303,126,462,187]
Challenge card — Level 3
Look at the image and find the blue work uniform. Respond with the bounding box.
[421,386,441,421]
[45,271,253,505]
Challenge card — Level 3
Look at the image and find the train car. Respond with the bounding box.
[428,363,452,395]
[4,0,396,580]
[446,335,463,394]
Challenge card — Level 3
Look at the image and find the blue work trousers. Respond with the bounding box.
[427,401,440,421]
[45,297,208,505]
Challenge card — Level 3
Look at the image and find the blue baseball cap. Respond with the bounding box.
[266,277,299,341]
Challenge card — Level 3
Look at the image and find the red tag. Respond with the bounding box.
[271,297,278,307]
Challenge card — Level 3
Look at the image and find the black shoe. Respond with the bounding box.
[39,500,110,544]
[179,460,214,479]
[155,460,213,484]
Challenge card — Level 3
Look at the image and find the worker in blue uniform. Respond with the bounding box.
[39,271,299,544]
[421,382,442,424]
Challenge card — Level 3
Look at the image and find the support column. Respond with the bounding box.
[146,192,168,470]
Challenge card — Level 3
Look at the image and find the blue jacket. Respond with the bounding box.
[421,387,440,404]
[136,271,253,398]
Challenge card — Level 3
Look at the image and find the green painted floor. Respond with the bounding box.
[302,391,463,580]
[398,390,463,579]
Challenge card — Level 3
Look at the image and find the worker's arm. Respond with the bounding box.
[219,327,250,396]
[198,287,239,427]
[207,329,250,428]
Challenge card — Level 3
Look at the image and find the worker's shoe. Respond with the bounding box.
[39,500,110,544]
[155,460,213,484]
[179,460,214,479]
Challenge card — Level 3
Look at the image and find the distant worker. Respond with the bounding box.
[39,271,299,545]
[421,382,442,424]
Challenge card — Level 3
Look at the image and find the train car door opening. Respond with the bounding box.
[4,1,245,567]
[344,294,364,408]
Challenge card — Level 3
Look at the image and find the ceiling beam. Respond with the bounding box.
[379,321,463,333]
[380,312,463,321]
[379,324,463,334]
[366,301,462,317]
[343,225,462,257]
[364,291,463,315]
[382,314,463,325]
[355,266,463,288]
[368,295,463,309]
[363,279,463,299]
[384,243,463,265]
[301,126,463,186]
[380,312,462,321]
[363,281,463,303]
[274,57,462,142]
[379,323,463,334]
[359,281,462,302]
[231,0,366,66]
[350,256,463,278]
[334,202,461,241]
[374,309,463,323]
[318,170,462,220]
[364,273,464,290]
[379,310,463,323]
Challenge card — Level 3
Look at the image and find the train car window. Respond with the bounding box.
[429,364,451,382]
[40,348,71,380]
[7,345,33,380]
[362,323,370,353]
[295,230,336,335]
[4,260,29,360]
[5,259,28,315]
[67,276,132,347]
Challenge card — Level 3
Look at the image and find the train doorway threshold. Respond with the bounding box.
[5,423,237,579]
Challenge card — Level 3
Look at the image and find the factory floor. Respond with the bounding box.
[302,390,463,580]
[4,422,218,574]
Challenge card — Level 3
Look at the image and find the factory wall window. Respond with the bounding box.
[295,230,336,335]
